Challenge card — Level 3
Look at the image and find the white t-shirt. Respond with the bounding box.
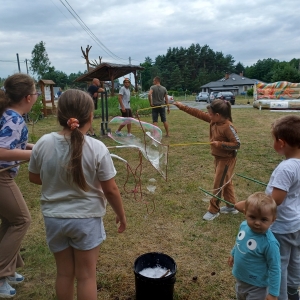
[118,86,131,109]
[266,158,300,234]
[28,132,116,218]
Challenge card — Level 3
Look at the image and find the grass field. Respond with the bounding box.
[12,102,289,299]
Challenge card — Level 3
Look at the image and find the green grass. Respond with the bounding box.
[12,103,287,299]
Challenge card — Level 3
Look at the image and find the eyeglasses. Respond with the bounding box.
[30,92,41,97]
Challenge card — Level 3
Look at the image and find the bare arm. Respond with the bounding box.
[118,94,125,111]
[0,148,32,161]
[26,143,34,150]
[148,90,153,106]
[29,171,42,185]
[165,94,170,114]
[101,177,126,233]
[272,187,287,206]
[227,256,234,267]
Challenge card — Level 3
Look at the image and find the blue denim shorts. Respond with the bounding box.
[44,217,106,253]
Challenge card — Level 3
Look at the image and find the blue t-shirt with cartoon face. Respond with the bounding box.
[0,109,28,175]
[231,221,280,297]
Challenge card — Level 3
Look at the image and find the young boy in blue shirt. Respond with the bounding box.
[265,115,300,300]
[229,192,280,300]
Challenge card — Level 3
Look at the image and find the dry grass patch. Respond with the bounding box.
[12,107,289,299]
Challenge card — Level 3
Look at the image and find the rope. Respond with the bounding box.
[0,160,29,173]
[199,186,234,206]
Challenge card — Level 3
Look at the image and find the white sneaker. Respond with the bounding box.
[0,279,16,298]
[220,206,239,214]
[127,133,135,137]
[203,211,220,221]
[115,131,123,136]
[6,273,24,285]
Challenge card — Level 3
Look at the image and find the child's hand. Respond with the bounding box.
[210,141,219,147]
[265,294,277,300]
[116,216,126,233]
[227,256,234,267]
[234,201,246,214]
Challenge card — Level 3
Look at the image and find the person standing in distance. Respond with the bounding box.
[115,78,134,137]
[148,76,170,137]
[87,78,105,137]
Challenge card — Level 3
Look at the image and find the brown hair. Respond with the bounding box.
[0,73,35,116]
[154,76,161,83]
[57,89,94,191]
[272,115,300,148]
[245,192,277,218]
[206,99,233,122]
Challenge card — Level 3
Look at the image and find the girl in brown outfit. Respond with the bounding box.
[173,99,240,221]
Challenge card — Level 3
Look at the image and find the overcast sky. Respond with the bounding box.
[0,0,299,80]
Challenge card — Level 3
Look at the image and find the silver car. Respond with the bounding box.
[195,92,209,102]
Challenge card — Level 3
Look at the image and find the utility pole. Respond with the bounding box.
[25,59,29,74]
[129,57,131,82]
[16,53,21,73]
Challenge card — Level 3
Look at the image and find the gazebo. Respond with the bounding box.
[74,62,144,96]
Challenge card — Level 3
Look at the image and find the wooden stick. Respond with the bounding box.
[160,269,170,278]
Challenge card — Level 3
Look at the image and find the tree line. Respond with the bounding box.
[140,44,300,93]
[2,41,300,93]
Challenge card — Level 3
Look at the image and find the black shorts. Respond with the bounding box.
[152,107,166,123]
[120,109,133,118]
[93,98,98,110]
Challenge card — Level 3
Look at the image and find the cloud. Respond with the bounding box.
[0,0,299,79]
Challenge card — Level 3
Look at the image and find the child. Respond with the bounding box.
[173,99,240,220]
[0,73,37,298]
[266,115,300,300]
[28,89,126,300]
[115,78,134,137]
[235,114,300,300]
[228,192,280,300]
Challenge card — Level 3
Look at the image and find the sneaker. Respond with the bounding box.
[91,133,97,138]
[6,273,24,285]
[86,133,91,137]
[203,211,220,221]
[220,206,239,214]
[0,279,16,298]
[115,131,123,137]
[127,133,135,137]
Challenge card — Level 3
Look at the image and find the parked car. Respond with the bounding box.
[195,92,209,102]
[139,92,148,98]
[216,91,235,105]
[208,91,218,103]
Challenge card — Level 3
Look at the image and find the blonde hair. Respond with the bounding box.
[57,89,94,191]
[245,192,277,218]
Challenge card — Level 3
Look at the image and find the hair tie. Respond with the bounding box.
[67,118,80,130]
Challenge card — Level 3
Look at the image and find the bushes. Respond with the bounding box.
[94,95,151,118]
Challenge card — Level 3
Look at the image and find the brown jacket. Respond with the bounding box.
[177,103,240,158]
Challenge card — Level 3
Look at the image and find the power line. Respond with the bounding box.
[58,0,127,62]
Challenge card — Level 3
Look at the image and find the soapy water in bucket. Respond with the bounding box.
[139,265,171,278]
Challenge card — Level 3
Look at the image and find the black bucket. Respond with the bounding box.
[134,252,177,300]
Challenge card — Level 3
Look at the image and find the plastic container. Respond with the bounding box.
[134,252,177,300]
